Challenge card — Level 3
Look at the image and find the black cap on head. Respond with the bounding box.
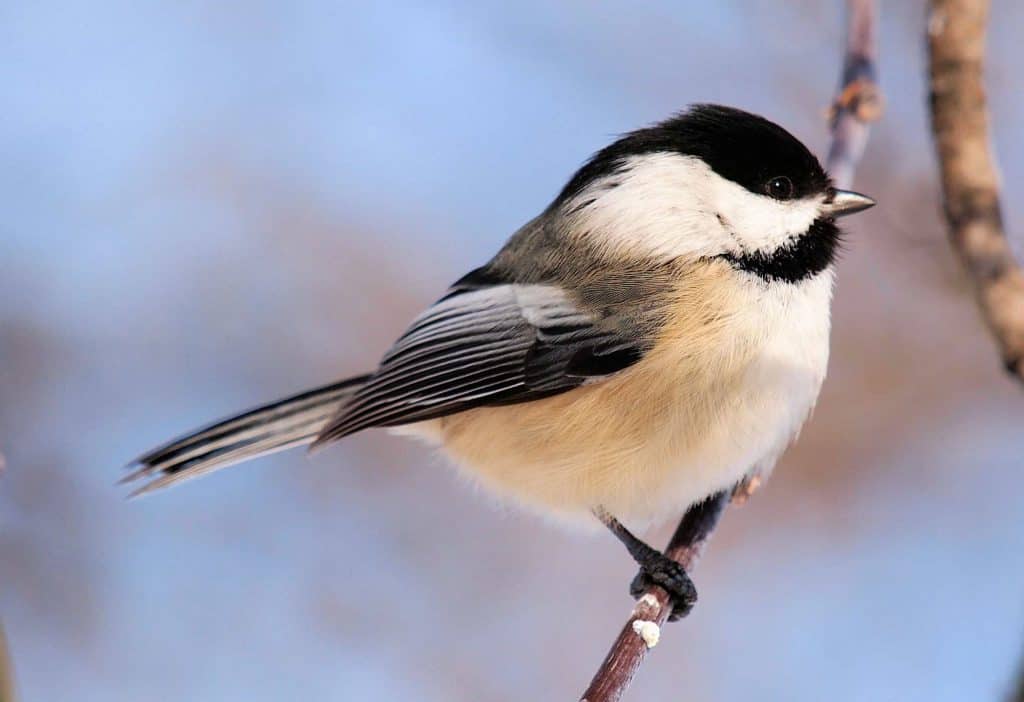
[556,104,830,206]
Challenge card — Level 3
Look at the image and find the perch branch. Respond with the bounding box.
[926,0,1024,381]
[579,1,881,700]
[580,493,729,702]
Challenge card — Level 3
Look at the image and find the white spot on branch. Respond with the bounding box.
[631,619,660,649]
[638,593,659,610]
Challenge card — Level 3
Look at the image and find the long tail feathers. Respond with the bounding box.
[122,374,370,498]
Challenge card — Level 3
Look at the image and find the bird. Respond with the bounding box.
[124,104,875,619]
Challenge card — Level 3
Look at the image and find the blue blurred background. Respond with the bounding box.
[3,1,1024,700]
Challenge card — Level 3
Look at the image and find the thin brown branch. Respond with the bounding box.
[1012,650,1024,702]
[0,623,16,702]
[578,2,881,700]
[827,0,882,188]
[580,493,728,702]
[926,0,1024,382]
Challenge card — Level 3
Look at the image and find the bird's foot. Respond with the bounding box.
[629,553,697,622]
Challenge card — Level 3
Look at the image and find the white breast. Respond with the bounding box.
[653,270,834,519]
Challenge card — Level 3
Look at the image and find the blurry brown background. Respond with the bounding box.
[2,1,1023,699]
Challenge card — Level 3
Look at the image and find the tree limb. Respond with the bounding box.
[926,3,1024,699]
[926,0,1024,381]
[578,2,881,700]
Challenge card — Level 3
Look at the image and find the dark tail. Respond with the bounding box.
[122,374,370,497]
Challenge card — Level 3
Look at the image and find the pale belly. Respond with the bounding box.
[394,271,833,526]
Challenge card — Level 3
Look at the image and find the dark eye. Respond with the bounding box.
[765,176,795,200]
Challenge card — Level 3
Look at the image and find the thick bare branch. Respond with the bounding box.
[578,4,881,699]
[926,4,1024,699]
[926,0,1024,381]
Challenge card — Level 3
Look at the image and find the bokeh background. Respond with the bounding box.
[3,1,1024,700]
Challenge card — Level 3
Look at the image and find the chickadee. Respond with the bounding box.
[125,105,874,618]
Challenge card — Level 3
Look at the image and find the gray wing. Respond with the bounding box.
[312,282,646,446]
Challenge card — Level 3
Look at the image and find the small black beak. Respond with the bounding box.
[822,189,876,218]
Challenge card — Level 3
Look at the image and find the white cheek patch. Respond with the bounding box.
[709,179,821,256]
[562,152,824,260]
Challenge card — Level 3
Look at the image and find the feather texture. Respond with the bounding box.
[313,284,647,445]
[123,375,368,496]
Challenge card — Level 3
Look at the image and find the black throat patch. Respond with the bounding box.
[721,218,841,283]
